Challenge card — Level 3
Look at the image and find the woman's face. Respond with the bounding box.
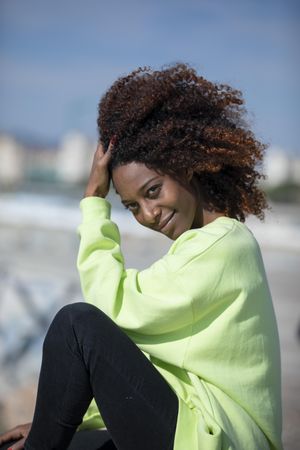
[112,162,203,240]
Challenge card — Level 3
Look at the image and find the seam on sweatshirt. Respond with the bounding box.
[201,377,217,421]
[181,322,193,371]
[175,220,238,274]
[181,284,196,369]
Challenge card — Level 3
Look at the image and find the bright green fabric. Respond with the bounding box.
[77,196,282,450]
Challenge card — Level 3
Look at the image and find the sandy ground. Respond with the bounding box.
[0,222,299,449]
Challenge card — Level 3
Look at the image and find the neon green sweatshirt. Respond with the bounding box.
[77,196,282,450]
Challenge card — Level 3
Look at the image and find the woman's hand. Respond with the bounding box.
[0,422,31,449]
[84,137,116,198]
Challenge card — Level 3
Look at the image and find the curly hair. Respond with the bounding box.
[97,62,268,221]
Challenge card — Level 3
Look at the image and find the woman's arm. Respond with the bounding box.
[77,195,194,335]
[78,138,197,335]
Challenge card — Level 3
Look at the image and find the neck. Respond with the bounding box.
[191,205,225,229]
[202,209,225,226]
[189,174,226,228]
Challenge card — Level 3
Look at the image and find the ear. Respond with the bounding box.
[176,168,194,186]
[186,169,194,182]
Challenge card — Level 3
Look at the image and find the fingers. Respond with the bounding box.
[0,428,21,444]
[96,136,117,159]
[84,135,117,198]
[0,423,31,448]
[10,437,26,450]
[96,141,105,156]
[109,135,117,148]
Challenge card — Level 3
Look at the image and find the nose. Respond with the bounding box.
[141,203,161,227]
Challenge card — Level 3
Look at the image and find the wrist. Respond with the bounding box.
[84,187,107,198]
[84,193,106,199]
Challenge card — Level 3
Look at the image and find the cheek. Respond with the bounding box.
[180,191,197,221]
[133,209,148,226]
[135,214,144,225]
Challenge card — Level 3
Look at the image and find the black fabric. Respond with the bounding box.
[0,430,115,450]
[68,430,116,449]
[22,302,178,450]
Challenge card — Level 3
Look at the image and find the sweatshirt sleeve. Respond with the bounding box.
[76,196,196,336]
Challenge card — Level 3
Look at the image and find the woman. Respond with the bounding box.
[0,63,282,449]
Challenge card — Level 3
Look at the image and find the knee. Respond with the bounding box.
[44,303,102,346]
[54,302,101,327]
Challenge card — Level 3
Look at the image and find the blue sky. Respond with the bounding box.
[0,0,299,153]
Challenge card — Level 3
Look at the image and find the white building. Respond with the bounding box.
[264,147,300,187]
[0,134,25,186]
[56,131,95,183]
[264,147,291,187]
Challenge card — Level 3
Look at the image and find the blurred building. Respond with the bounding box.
[264,147,291,187]
[290,159,300,185]
[25,145,58,182]
[1,133,299,189]
[264,147,300,187]
[56,131,95,184]
[0,134,25,186]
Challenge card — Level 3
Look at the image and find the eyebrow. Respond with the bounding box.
[119,176,160,204]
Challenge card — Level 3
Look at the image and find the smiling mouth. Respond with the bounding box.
[159,211,176,231]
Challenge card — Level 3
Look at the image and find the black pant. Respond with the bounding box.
[0,430,114,450]
[21,302,178,450]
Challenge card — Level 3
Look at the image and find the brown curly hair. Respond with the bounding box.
[97,62,268,221]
